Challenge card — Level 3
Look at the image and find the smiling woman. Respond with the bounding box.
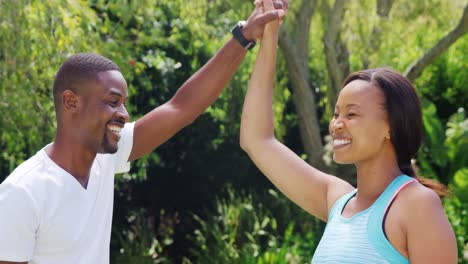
[239,10,458,263]
[341,69,449,196]
[329,79,390,166]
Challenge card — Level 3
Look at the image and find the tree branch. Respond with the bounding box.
[279,29,326,169]
[295,0,317,64]
[368,0,394,58]
[404,4,468,82]
[323,0,349,107]
[376,0,394,18]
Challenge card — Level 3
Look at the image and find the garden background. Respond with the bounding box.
[1,0,467,263]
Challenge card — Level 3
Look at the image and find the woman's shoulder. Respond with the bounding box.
[397,180,443,211]
[392,181,457,261]
[393,180,446,230]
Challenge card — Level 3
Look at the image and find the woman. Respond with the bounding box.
[240,1,458,263]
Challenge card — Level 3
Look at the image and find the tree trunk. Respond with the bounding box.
[322,0,349,108]
[363,0,395,68]
[278,0,327,170]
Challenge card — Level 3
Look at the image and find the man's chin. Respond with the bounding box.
[99,135,119,154]
[98,144,118,154]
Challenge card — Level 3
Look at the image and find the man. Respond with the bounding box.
[0,1,287,263]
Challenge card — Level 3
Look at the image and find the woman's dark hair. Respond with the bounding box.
[342,68,448,196]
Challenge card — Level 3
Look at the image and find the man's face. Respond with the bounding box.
[78,70,130,154]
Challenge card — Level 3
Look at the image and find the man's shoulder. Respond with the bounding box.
[4,150,46,185]
[0,152,46,214]
[2,147,66,194]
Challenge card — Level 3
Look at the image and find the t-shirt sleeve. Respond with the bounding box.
[0,182,39,261]
[114,121,135,173]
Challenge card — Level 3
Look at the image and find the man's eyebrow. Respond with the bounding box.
[107,89,128,100]
[109,91,122,97]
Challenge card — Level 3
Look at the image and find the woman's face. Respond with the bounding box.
[329,80,391,164]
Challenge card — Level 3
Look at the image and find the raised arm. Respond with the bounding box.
[239,0,353,221]
[128,1,287,162]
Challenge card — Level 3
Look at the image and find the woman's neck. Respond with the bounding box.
[354,153,402,202]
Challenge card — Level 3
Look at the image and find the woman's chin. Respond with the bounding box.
[333,154,353,164]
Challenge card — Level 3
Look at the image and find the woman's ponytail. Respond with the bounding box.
[399,159,449,197]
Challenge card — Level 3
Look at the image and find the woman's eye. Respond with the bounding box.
[333,113,339,118]
[347,113,356,118]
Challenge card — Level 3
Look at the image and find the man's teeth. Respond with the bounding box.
[108,125,122,133]
[333,139,351,146]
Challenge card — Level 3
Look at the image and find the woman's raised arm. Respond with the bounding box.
[239,0,353,221]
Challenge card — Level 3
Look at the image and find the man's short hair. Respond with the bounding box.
[52,53,120,112]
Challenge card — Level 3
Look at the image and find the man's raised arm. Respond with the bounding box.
[128,0,287,161]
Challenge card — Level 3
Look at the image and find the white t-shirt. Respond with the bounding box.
[0,122,134,264]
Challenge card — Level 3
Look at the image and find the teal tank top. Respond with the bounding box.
[312,175,416,263]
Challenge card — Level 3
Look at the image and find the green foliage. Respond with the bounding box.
[418,99,448,179]
[113,209,171,264]
[453,168,468,204]
[415,38,468,123]
[0,0,100,177]
[446,168,468,263]
[189,187,318,263]
[1,0,467,263]
[445,109,468,175]
[438,109,468,262]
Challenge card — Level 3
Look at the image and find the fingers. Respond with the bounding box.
[261,0,278,11]
[254,0,288,14]
[281,0,289,12]
[245,0,286,40]
[273,0,284,11]
[259,9,285,24]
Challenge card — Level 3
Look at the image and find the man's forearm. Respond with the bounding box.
[168,37,248,121]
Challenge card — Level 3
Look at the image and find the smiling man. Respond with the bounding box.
[0,1,288,263]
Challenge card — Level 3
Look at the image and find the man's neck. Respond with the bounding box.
[45,138,97,188]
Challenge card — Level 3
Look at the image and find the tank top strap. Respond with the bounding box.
[328,188,358,222]
[367,174,416,263]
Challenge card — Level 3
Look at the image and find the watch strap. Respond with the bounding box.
[231,21,256,50]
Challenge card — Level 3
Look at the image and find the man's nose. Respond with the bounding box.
[117,105,130,122]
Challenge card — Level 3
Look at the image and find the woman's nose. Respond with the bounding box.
[331,121,344,135]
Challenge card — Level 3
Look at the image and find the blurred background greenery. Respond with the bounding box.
[1,0,467,263]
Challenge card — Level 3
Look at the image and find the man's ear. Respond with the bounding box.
[62,90,80,113]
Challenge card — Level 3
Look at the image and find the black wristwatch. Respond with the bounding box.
[231,21,256,50]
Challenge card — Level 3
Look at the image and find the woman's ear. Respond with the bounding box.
[385,130,391,140]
